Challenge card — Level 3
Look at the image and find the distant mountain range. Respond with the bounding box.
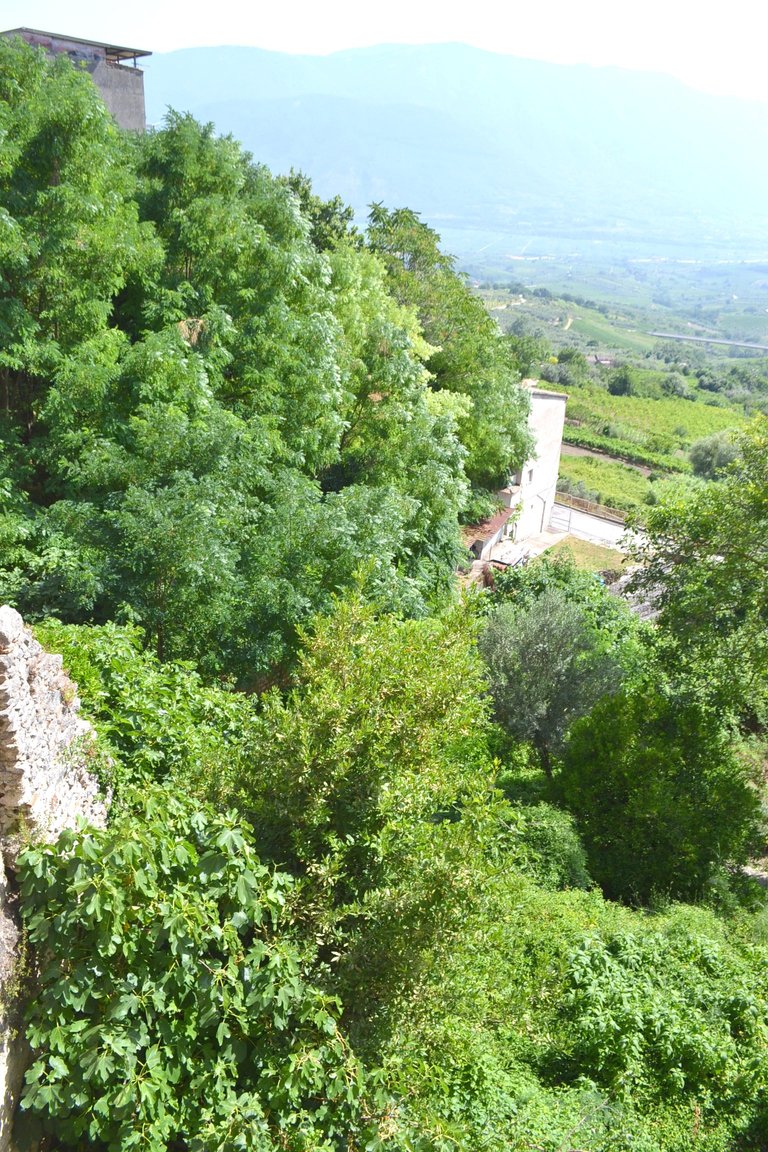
[142,44,768,274]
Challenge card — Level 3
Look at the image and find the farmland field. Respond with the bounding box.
[564,386,744,448]
[557,453,697,515]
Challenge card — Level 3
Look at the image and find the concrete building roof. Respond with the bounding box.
[521,378,568,402]
[2,28,151,62]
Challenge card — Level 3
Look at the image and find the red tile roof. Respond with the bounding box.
[461,506,514,547]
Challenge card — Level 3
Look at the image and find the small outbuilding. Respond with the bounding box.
[1,27,151,131]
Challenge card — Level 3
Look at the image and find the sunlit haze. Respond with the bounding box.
[2,0,767,102]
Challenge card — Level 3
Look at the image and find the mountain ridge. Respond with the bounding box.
[142,43,768,271]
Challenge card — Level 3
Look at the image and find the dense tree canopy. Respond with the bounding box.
[367,204,532,488]
[0,40,531,679]
[633,416,768,720]
[480,588,622,778]
[560,681,762,902]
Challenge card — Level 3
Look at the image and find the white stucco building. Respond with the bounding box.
[503,382,567,541]
[463,381,567,564]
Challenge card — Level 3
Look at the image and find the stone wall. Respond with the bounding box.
[0,853,21,1152]
[0,607,107,1151]
[0,607,106,854]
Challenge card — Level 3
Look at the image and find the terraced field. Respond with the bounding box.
[565,387,744,449]
[557,454,691,515]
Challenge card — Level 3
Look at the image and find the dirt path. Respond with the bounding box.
[560,442,653,477]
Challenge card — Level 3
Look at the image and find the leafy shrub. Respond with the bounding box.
[459,485,503,526]
[236,596,499,1036]
[559,685,763,904]
[494,802,592,890]
[556,474,601,503]
[563,922,768,1115]
[33,620,257,804]
[375,866,768,1152]
[480,588,623,778]
[689,431,739,478]
[607,366,636,396]
[493,552,643,653]
[18,786,381,1151]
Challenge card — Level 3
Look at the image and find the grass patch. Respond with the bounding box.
[558,454,695,514]
[569,307,656,353]
[546,537,627,571]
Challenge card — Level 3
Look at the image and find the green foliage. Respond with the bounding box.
[18,786,380,1151]
[607,364,637,396]
[558,453,683,513]
[236,596,498,1034]
[493,801,592,891]
[561,424,687,473]
[134,113,348,476]
[559,683,763,903]
[564,384,742,458]
[32,619,256,804]
[322,241,467,587]
[375,869,768,1152]
[281,170,359,252]
[688,429,739,478]
[563,923,768,1107]
[367,204,532,488]
[0,64,475,676]
[0,443,36,606]
[458,485,503,526]
[632,416,768,720]
[0,39,154,363]
[493,553,641,647]
[243,596,490,869]
[480,586,624,777]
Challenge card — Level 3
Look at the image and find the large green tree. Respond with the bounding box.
[559,681,762,903]
[133,112,346,476]
[632,415,768,720]
[0,38,154,414]
[0,70,475,675]
[367,204,531,489]
[480,587,623,779]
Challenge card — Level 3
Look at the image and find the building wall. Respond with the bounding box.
[476,521,509,562]
[512,389,567,541]
[90,59,146,131]
[5,29,105,63]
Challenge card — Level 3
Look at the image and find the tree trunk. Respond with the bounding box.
[535,736,553,782]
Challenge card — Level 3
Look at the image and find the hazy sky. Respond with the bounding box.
[2,0,766,102]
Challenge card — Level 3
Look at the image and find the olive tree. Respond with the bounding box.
[479,588,622,779]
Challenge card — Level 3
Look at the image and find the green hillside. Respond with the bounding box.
[3,36,768,1152]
